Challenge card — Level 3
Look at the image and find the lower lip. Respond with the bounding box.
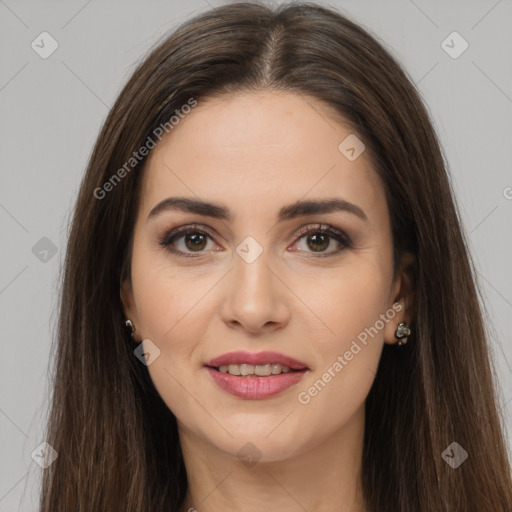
[205,367,307,399]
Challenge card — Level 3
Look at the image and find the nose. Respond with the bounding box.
[220,247,291,335]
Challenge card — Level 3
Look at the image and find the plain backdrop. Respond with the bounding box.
[0,0,511,509]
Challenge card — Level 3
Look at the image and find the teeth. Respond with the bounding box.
[240,364,254,376]
[271,363,282,374]
[218,363,293,376]
[228,364,241,375]
[255,364,271,376]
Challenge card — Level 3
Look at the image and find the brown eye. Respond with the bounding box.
[183,232,208,252]
[159,225,217,258]
[292,224,352,258]
[305,232,330,252]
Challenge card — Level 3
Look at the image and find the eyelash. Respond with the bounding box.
[158,223,353,259]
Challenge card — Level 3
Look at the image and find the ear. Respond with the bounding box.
[384,251,416,345]
[120,275,140,342]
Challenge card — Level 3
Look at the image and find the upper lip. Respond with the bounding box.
[205,350,309,370]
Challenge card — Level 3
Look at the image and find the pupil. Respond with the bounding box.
[186,233,207,251]
[308,233,329,252]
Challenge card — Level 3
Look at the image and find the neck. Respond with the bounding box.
[178,405,368,512]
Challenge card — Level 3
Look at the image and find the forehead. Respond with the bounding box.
[139,91,385,223]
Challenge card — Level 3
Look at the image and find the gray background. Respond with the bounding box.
[1,0,511,509]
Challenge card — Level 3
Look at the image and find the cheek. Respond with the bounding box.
[130,258,213,423]
[292,257,391,348]
[131,243,214,344]
[292,261,391,419]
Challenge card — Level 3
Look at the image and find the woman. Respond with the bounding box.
[40,2,512,511]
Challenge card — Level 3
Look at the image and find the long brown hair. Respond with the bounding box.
[40,2,512,510]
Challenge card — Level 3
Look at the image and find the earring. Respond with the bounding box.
[125,319,136,341]
[395,321,411,346]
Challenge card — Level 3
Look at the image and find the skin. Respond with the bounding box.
[121,90,414,512]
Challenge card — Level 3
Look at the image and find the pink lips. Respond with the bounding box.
[204,350,309,399]
[205,350,308,370]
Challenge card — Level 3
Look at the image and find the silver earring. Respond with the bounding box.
[395,321,411,346]
[125,319,136,341]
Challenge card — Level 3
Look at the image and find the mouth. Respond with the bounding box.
[206,363,305,377]
[203,351,309,399]
[204,350,309,373]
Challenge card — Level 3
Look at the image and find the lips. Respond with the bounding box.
[204,350,310,399]
[204,350,309,370]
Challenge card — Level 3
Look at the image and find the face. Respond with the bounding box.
[121,90,412,463]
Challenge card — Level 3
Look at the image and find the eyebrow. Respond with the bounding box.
[147,196,368,223]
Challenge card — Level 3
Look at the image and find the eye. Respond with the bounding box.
[158,224,219,258]
[291,223,353,258]
[158,223,352,259]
